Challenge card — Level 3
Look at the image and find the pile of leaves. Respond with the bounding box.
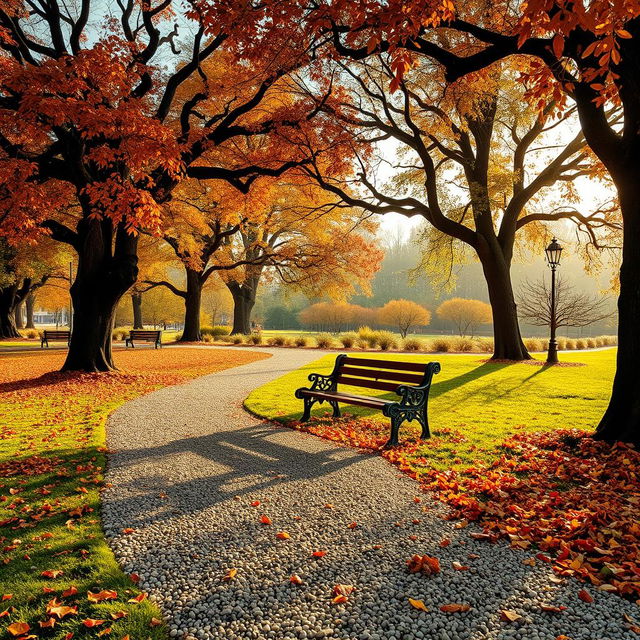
[290,417,640,602]
[0,348,268,640]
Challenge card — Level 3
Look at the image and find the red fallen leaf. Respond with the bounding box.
[250,501,260,507]
[83,619,106,628]
[578,589,593,603]
[541,604,567,613]
[260,515,272,525]
[407,554,440,575]
[87,590,117,603]
[0,610,10,618]
[41,532,54,539]
[97,627,112,636]
[62,586,78,597]
[64,634,74,640]
[372,544,382,550]
[312,550,327,558]
[7,622,30,636]
[129,574,140,583]
[41,570,63,579]
[440,603,471,613]
[122,528,135,534]
[412,519,421,525]
[347,522,358,529]
[42,587,55,594]
[1,595,12,601]
[128,593,147,603]
[149,618,162,627]
[413,497,422,503]
[110,612,127,621]
[500,609,522,622]
[409,535,418,541]
[39,618,56,629]
[536,553,552,563]
[289,575,303,585]
[452,562,469,571]
[439,539,451,548]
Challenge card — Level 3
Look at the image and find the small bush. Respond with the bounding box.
[201,325,231,337]
[202,333,214,343]
[112,327,128,341]
[600,334,617,346]
[294,336,308,347]
[575,338,588,350]
[376,331,397,351]
[476,337,494,353]
[23,328,39,339]
[452,337,475,352]
[564,338,577,350]
[357,326,379,348]
[230,334,244,344]
[524,338,544,352]
[248,333,263,345]
[356,338,369,349]
[316,333,334,349]
[586,337,597,349]
[267,335,286,346]
[556,337,567,350]
[339,332,358,348]
[403,337,422,352]
[431,337,452,352]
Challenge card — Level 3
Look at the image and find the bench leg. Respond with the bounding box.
[329,400,341,418]
[385,414,402,448]
[301,397,317,422]
[420,407,431,439]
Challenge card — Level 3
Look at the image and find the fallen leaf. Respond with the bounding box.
[407,554,440,575]
[127,593,147,603]
[347,522,358,529]
[440,603,471,613]
[452,562,469,571]
[110,612,127,621]
[500,609,522,622]
[7,622,30,636]
[62,587,78,598]
[408,598,428,612]
[312,550,327,558]
[332,595,348,604]
[46,600,77,619]
[97,627,112,636]
[324,504,334,509]
[541,604,567,613]
[149,618,162,627]
[276,531,290,540]
[289,575,303,585]
[223,568,237,581]
[250,500,260,507]
[122,528,135,534]
[439,538,451,547]
[41,570,63,579]
[260,515,272,525]
[1,595,11,602]
[578,589,593,603]
[333,585,354,597]
[39,618,56,629]
[82,619,106,628]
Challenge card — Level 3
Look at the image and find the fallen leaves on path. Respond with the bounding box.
[408,598,428,612]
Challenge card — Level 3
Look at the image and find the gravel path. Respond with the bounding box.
[103,348,638,640]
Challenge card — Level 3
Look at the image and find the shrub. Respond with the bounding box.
[23,328,39,339]
[112,327,128,341]
[431,337,451,352]
[339,332,358,348]
[376,330,397,351]
[403,337,422,352]
[267,335,287,346]
[248,333,263,345]
[201,325,231,338]
[202,333,214,343]
[524,338,544,352]
[230,334,244,344]
[316,333,334,349]
[575,338,588,350]
[357,326,379,348]
[594,337,605,347]
[356,338,369,349]
[564,338,577,350]
[586,337,597,349]
[601,335,617,346]
[294,336,308,347]
[556,337,567,350]
[476,337,494,353]
[452,337,475,352]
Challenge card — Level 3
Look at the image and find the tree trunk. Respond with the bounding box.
[478,246,531,361]
[595,177,640,444]
[131,292,143,329]
[0,286,20,338]
[228,282,256,335]
[25,293,35,329]
[62,219,138,372]
[14,302,24,329]
[179,268,203,342]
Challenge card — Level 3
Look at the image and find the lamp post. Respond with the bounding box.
[544,237,563,364]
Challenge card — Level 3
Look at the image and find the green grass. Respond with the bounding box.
[245,349,616,470]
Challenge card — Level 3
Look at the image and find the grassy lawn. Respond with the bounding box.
[0,348,269,640]
[245,349,616,470]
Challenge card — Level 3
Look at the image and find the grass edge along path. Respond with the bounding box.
[245,350,640,609]
[0,348,270,640]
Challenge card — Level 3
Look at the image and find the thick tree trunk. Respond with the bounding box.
[131,292,143,329]
[14,302,24,329]
[595,178,640,444]
[478,247,530,361]
[62,219,138,372]
[0,287,20,338]
[228,282,256,335]
[179,268,203,342]
[25,293,35,329]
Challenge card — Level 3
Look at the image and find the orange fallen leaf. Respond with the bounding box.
[149,618,162,627]
[82,619,106,628]
[250,500,260,507]
[122,528,135,534]
[408,598,428,612]
[97,627,112,636]
[413,497,422,503]
[324,503,334,509]
[332,595,348,604]
[440,603,471,613]
[7,622,30,636]
[62,587,78,598]
[41,570,63,579]
[312,550,327,558]
[276,531,290,540]
[1,595,11,602]
[110,612,127,621]
[452,562,469,571]
[64,633,74,640]
[439,538,451,547]
[407,554,440,575]
[0,611,10,619]
[87,590,117,603]
[42,587,55,594]
[223,568,237,581]
[541,604,567,613]
[578,589,593,603]
[347,522,358,529]
[500,609,522,622]
[260,515,272,525]
[408,535,418,541]
[127,593,147,603]
[39,618,56,629]
[333,585,354,597]
[289,575,303,585]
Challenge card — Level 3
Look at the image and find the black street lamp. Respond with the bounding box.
[544,237,563,364]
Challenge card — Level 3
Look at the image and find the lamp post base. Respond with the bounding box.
[546,340,559,365]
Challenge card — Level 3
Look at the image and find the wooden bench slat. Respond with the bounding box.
[297,389,387,409]
[340,365,424,385]
[342,356,428,373]
[337,375,400,393]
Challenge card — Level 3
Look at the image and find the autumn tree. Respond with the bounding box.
[436,298,492,338]
[0,1,333,371]
[298,301,359,333]
[518,277,610,335]
[378,299,431,338]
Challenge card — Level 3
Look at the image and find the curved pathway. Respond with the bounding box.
[103,348,637,640]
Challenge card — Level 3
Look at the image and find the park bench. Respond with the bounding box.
[40,329,70,348]
[125,329,162,349]
[295,354,440,447]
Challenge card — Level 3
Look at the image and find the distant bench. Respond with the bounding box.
[40,330,70,348]
[125,329,162,349]
[295,354,440,447]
